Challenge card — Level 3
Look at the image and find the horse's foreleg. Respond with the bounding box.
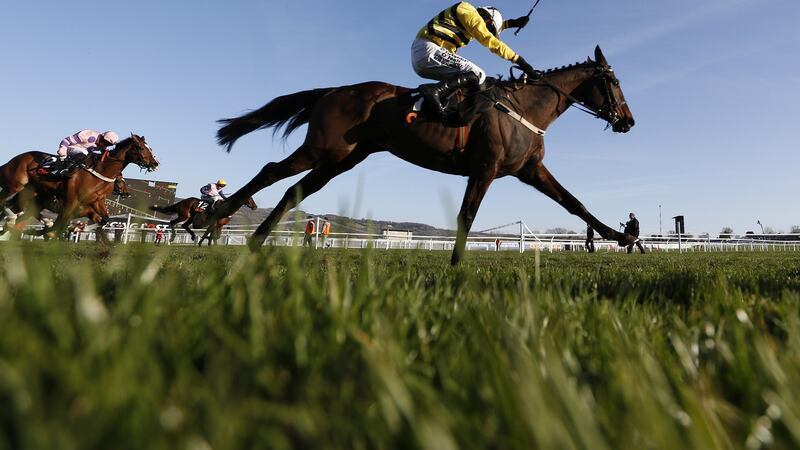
[248,148,372,251]
[516,162,634,246]
[451,174,495,265]
[214,146,318,219]
[197,228,210,247]
[199,223,219,247]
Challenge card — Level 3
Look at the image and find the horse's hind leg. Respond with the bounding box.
[248,147,374,251]
[214,145,319,218]
[182,221,196,242]
[450,174,496,265]
[168,217,182,242]
[516,161,634,246]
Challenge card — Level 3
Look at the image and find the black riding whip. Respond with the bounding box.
[514,0,542,36]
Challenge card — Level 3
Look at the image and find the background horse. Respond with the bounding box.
[151,196,257,244]
[0,134,159,239]
[213,46,635,264]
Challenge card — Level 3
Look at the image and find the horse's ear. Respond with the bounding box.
[594,45,608,66]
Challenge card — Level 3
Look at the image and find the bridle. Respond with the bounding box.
[520,64,626,128]
[100,140,158,172]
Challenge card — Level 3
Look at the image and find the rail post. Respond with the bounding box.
[123,212,132,244]
[315,217,320,249]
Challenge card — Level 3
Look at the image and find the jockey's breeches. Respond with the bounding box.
[411,38,486,84]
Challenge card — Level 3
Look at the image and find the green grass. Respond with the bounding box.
[1,243,800,449]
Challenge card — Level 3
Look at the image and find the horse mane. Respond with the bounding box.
[113,137,134,150]
[542,58,595,74]
[497,58,597,86]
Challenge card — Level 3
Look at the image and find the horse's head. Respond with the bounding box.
[579,46,635,133]
[117,133,160,171]
[245,197,258,210]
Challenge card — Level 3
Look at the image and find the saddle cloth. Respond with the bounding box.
[195,201,209,213]
[406,81,505,152]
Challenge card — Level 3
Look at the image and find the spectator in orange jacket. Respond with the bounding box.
[303,216,315,247]
[321,218,331,248]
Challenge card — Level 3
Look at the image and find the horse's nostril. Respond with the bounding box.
[629,118,635,127]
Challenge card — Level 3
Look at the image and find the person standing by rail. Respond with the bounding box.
[321,218,331,248]
[303,216,316,247]
[585,224,595,253]
[621,212,646,254]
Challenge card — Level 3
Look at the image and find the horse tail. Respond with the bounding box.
[150,203,178,214]
[216,87,336,152]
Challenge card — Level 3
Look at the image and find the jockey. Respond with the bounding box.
[200,179,228,208]
[49,129,119,175]
[412,2,538,118]
[57,129,119,162]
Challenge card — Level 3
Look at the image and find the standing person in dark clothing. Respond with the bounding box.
[585,224,595,253]
[621,212,646,254]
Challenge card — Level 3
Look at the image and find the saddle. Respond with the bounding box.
[405,80,506,151]
[408,79,504,124]
[36,153,97,178]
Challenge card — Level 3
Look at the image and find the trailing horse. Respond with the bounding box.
[213,46,636,264]
[3,175,130,234]
[0,134,159,240]
[151,196,257,245]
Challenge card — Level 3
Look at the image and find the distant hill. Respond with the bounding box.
[230,207,462,237]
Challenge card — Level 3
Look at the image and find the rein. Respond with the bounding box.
[524,66,624,127]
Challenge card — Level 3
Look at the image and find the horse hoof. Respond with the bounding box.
[616,233,636,247]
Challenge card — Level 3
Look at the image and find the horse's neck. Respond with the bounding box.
[519,69,594,127]
[93,152,129,178]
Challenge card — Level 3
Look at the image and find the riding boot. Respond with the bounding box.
[58,154,89,177]
[419,73,481,118]
[41,155,58,168]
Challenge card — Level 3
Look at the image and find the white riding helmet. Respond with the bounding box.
[101,131,120,145]
[478,6,503,36]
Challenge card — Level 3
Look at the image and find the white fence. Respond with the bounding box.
[17,214,800,253]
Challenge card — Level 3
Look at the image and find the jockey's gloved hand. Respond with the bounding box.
[504,16,530,30]
[516,57,542,80]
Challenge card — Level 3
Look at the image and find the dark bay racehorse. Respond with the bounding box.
[0,134,159,238]
[213,46,636,264]
[151,196,257,244]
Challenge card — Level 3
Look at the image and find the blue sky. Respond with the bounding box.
[1,0,798,234]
